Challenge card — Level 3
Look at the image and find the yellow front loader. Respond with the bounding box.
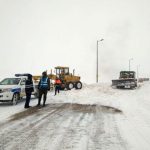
[33,66,82,90]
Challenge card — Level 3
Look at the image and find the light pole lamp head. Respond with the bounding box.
[129,58,133,61]
[97,39,104,43]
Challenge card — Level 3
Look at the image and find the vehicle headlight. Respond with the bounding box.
[2,88,12,92]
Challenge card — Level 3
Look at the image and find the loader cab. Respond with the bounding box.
[55,66,69,78]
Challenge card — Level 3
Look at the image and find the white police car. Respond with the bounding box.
[0,76,38,105]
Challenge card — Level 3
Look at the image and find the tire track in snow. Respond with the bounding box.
[0,104,67,150]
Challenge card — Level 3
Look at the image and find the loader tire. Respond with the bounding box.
[75,81,82,89]
[67,82,74,90]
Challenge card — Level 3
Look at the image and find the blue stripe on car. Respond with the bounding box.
[11,88,21,93]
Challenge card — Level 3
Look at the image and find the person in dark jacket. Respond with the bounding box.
[24,74,34,108]
[37,71,50,107]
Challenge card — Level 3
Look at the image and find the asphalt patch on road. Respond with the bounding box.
[100,105,122,113]
[66,103,122,114]
[9,106,43,121]
[9,103,122,122]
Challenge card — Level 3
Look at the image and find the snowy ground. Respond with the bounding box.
[0,82,150,150]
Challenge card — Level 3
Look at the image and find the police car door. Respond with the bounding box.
[20,78,26,98]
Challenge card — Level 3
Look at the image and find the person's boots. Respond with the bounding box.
[43,100,46,107]
[37,99,41,106]
[24,105,29,108]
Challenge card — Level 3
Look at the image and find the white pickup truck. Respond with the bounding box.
[0,76,38,105]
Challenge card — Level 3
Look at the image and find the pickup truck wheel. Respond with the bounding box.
[12,93,19,105]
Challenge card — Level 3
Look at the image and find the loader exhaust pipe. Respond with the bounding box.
[73,69,75,76]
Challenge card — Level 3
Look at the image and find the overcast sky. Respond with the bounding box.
[0,0,150,83]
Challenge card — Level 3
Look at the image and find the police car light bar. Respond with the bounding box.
[15,73,31,77]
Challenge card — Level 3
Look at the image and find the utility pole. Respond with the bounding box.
[137,65,140,82]
[96,39,104,83]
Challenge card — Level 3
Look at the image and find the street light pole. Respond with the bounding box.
[96,41,98,83]
[129,58,133,72]
[96,39,104,83]
[137,65,140,81]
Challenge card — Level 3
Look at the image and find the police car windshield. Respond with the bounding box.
[0,78,21,85]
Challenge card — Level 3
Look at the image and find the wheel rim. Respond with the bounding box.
[69,83,74,89]
[13,94,18,104]
[77,83,81,89]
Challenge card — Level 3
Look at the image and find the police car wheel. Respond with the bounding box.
[12,93,19,105]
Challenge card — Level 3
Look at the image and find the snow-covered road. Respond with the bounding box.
[0,103,126,150]
[0,82,150,150]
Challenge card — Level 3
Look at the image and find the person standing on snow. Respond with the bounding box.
[24,74,34,108]
[37,71,50,107]
[54,77,61,95]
